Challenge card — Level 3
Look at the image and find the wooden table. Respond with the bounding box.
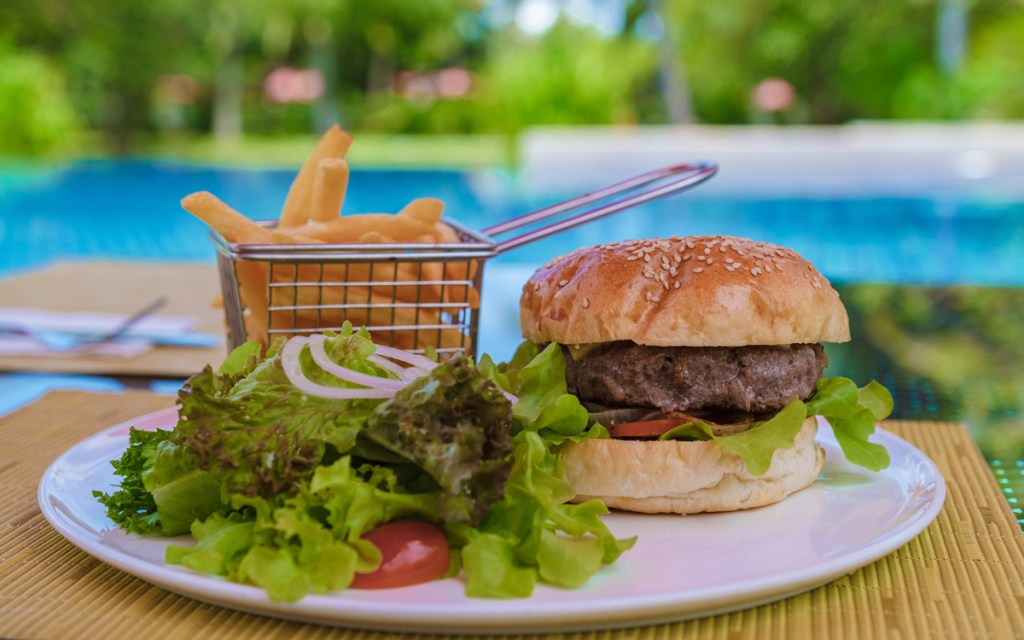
[2,391,1023,639]
[0,261,227,378]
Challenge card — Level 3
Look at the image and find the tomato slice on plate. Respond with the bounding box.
[607,418,686,438]
[350,520,450,589]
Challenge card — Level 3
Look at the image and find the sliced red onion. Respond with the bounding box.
[367,354,422,381]
[308,334,405,391]
[372,344,439,372]
[281,336,395,400]
[373,343,518,404]
[282,334,519,405]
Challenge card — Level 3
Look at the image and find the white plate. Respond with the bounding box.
[38,409,944,634]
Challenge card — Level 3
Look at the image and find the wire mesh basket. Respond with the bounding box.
[213,162,718,357]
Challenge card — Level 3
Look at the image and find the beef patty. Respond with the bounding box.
[562,342,828,414]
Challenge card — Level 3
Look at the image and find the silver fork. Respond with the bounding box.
[0,296,168,352]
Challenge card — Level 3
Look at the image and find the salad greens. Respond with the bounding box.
[659,376,894,475]
[95,326,634,601]
[95,325,892,602]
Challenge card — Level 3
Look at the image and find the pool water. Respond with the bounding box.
[2,159,1023,525]
[3,159,1023,285]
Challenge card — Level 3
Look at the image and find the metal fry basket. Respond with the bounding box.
[213,162,718,357]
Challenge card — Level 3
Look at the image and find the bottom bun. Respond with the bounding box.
[560,417,825,514]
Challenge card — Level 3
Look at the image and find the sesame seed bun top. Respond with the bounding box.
[519,235,850,347]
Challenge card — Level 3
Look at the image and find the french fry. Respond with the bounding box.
[398,198,444,225]
[278,125,353,228]
[310,158,350,223]
[276,214,440,244]
[236,261,270,347]
[181,191,324,245]
[183,126,483,353]
[433,220,462,243]
[181,192,275,244]
[269,288,469,352]
[271,262,442,306]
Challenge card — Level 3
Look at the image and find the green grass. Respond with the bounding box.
[130,132,518,170]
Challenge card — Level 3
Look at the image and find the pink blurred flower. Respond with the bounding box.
[264,67,325,104]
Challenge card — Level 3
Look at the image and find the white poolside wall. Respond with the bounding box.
[476,123,1024,359]
[517,122,1024,197]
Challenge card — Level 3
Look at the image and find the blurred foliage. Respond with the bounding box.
[831,284,1024,462]
[669,0,1024,123]
[476,22,659,134]
[0,0,1022,155]
[0,39,79,155]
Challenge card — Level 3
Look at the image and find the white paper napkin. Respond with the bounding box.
[0,308,199,359]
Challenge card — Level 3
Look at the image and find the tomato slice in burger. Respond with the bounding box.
[607,418,687,438]
[350,520,450,589]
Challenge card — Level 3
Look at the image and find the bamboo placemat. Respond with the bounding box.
[0,261,226,377]
[2,391,1023,640]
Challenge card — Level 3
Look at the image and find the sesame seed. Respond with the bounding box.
[583,297,590,308]
[693,267,704,273]
[683,254,692,261]
[627,255,639,261]
[725,257,734,263]
[644,255,651,263]
[558,279,568,286]
[697,255,706,261]
[674,281,681,289]
[651,295,661,302]
[662,281,670,290]
[706,257,714,265]
[764,264,773,273]
[750,268,761,276]
[703,247,711,255]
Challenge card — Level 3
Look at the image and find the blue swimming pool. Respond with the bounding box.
[2,159,1023,286]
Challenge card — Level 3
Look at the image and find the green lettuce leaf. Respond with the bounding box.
[93,426,174,534]
[459,343,635,598]
[363,355,513,526]
[659,376,894,475]
[167,455,440,602]
[809,379,894,472]
[660,397,808,476]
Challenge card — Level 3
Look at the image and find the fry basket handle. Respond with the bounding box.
[482,161,718,255]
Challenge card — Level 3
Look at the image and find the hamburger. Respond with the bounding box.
[519,234,889,515]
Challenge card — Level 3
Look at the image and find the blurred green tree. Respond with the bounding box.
[663,0,1024,123]
[2,0,1023,154]
[0,39,79,155]
[475,18,658,135]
